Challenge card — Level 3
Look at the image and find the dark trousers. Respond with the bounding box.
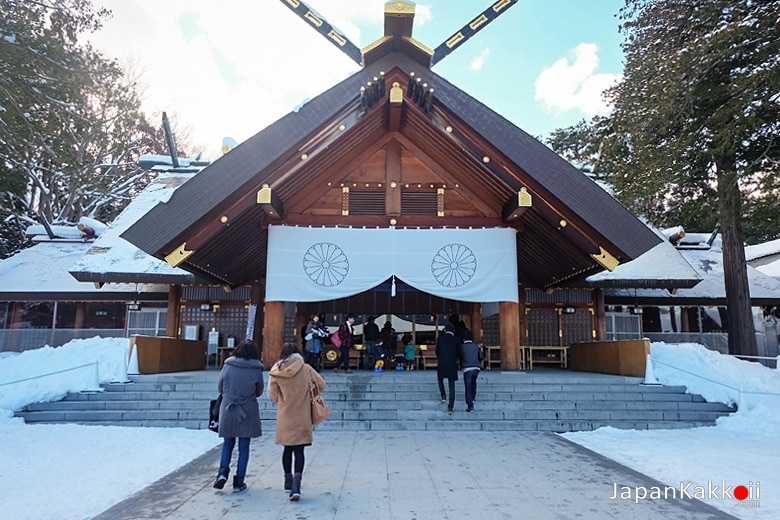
[337,346,351,370]
[282,444,305,474]
[437,375,455,409]
[463,369,480,409]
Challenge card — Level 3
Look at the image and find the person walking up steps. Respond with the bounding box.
[213,341,264,493]
[459,330,483,413]
[269,343,326,501]
[436,322,460,414]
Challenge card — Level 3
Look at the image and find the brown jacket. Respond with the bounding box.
[268,353,326,446]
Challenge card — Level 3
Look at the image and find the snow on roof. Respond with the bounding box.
[755,257,780,280]
[68,172,197,283]
[586,230,702,287]
[0,241,152,294]
[745,237,780,262]
[606,246,780,301]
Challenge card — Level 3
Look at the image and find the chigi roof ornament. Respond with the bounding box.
[278,0,519,69]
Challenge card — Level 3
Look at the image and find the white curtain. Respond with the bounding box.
[265,226,518,303]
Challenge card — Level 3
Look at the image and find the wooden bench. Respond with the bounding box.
[526,346,568,369]
[418,345,438,369]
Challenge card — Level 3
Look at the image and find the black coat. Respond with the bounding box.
[435,331,460,380]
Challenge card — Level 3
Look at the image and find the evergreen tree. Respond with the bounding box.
[603,0,780,356]
[0,0,167,258]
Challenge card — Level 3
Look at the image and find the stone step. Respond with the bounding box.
[15,369,736,431]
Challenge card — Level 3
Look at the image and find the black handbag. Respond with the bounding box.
[208,395,222,433]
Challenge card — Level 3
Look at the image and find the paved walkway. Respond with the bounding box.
[93,429,737,520]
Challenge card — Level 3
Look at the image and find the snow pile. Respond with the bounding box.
[0,337,129,412]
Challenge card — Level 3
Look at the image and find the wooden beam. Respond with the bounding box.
[386,139,402,216]
[256,184,284,219]
[502,187,532,222]
[282,214,506,228]
[388,81,403,132]
[393,133,497,217]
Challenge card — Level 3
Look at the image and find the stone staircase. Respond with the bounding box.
[14,368,736,432]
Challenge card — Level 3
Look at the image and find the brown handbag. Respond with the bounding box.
[309,377,331,425]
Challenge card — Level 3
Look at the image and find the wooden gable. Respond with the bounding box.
[122,50,661,292]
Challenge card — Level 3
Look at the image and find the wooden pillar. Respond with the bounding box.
[499,301,520,370]
[262,300,285,367]
[593,288,606,340]
[471,304,482,345]
[518,288,527,347]
[165,284,182,337]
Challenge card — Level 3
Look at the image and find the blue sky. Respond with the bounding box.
[91,0,626,159]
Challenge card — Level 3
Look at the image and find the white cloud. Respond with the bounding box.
[470,48,491,72]
[88,0,388,160]
[534,43,621,117]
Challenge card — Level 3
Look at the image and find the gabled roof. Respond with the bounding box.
[0,241,167,300]
[70,172,198,285]
[122,50,661,290]
[605,247,780,306]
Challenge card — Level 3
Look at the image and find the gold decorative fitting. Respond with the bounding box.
[591,247,620,271]
[390,181,398,188]
[518,187,532,207]
[165,243,195,268]
[446,126,453,133]
[385,1,415,15]
[220,216,228,223]
[328,30,347,46]
[390,218,398,226]
[301,153,308,160]
[470,14,489,30]
[559,219,567,228]
[483,156,490,163]
[390,82,403,103]
[285,0,300,7]
[446,32,465,49]
[94,282,104,289]
[304,11,323,27]
[338,124,346,131]
[493,0,513,12]
[257,185,272,204]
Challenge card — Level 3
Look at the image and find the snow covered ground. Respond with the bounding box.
[0,338,778,519]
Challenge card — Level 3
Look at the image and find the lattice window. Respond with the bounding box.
[348,190,385,215]
[401,190,437,216]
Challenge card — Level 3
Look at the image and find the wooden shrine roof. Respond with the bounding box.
[122,51,662,291]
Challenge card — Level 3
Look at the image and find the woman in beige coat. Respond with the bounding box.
[269,342,326,501]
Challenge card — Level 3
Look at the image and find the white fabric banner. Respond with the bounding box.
[265,226,518,303]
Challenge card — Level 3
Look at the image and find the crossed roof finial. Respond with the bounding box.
[278,0,519,69]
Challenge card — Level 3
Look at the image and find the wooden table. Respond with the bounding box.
[526,346,568,369]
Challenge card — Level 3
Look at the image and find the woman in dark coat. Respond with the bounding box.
[213,341,264,493]
[436,322,461,414]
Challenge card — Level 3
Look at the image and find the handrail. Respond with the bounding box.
[733,354,780,369]
[0,362,103,393]
[652,358,780,410]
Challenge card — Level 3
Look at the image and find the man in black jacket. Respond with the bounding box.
[435,322,460,414]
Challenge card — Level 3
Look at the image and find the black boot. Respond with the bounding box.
[213,467,229,489]
[289,472,302,501]
[233,475,247,493]
[284,473,293,492]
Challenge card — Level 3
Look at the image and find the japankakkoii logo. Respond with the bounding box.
[610,481,760,508]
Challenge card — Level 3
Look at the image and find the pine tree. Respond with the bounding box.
[603,0,780,356]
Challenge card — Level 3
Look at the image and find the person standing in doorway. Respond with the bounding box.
[334,313,356,373]
[213,340,264,493]
[459,330,483,413]
[436,322,460,414]
[381,320,398,361]
[304,314,327,371]
[362,316,380,370]
[269,343,326,501]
